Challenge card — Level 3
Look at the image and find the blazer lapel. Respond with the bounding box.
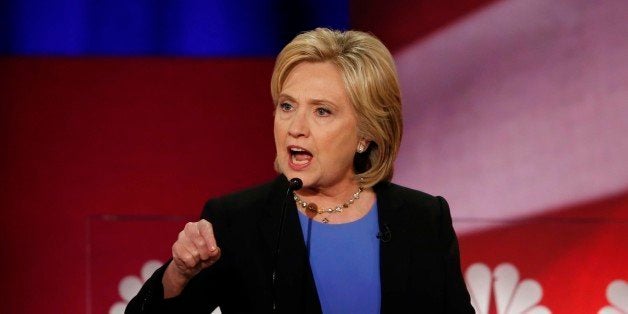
[258,175,289,266]
[375,182,412,310]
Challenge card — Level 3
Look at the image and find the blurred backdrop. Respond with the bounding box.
[1,0,627,313]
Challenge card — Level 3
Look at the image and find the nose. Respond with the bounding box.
[288,107,309,138]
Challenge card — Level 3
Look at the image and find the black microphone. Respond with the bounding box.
[272,177,302,311]
[376,223,391,243]
[288,177,303,191]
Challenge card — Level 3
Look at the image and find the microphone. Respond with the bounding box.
[272,177,302,311]
[288,177,303,191]
[376,223,391,243]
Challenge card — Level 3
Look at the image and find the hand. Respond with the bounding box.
[162,219,221,297]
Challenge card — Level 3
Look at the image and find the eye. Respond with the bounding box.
[279,102,294,112]
[315,107,332,116]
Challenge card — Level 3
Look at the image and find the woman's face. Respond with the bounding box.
[274,61,361,189]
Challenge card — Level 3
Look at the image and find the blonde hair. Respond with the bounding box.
[271,28,403,188]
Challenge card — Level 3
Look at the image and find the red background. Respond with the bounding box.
[1,58,278,312]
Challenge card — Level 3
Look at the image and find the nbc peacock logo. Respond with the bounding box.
[109,259,222,314]
[464,263,551,314]
[110,260,163,314]
[598,279,628,314]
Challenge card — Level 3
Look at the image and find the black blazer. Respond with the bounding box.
[127,176,474,313]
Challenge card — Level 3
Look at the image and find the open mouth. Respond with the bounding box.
[288,145,313,169]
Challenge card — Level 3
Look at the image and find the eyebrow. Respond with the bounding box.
[277,93,338,109]
[277,93,297,103]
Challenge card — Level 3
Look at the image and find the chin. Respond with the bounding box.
[276,157,317,188]
[283,169,303,182]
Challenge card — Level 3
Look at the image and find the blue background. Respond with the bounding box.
[1,0,349,56]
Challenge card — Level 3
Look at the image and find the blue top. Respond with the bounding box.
[297,202,381,314]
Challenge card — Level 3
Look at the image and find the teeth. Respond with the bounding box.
[290,147,306,152]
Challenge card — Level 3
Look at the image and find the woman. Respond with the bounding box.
[127,28,473,313]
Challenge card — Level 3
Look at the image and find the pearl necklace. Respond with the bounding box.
[293,187,364,223]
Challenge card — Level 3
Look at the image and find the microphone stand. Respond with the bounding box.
[272,178,302,312]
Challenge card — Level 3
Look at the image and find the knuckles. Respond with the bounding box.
[180,253,196,266]
[172,220,220,272]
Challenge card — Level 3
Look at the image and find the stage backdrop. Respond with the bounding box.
[393,1,628,312]
[1,0,627,313]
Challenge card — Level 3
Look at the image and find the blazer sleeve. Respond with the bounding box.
[124,260,190,313]
[125,200,227,314]
[437,196,475,313]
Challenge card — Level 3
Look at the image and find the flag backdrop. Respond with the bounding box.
[1,0,627,313]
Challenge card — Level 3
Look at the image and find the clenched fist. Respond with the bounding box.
[162,219,221,298]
